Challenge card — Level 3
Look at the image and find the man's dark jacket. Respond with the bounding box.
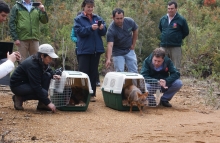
[140,53,180,86]
[10,56,53,105]
[159,12,189,47]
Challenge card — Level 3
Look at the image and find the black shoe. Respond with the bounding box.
[160,101,172,107]
[96,82,100,87]
[37,102,51,111]
[12,95,24,110]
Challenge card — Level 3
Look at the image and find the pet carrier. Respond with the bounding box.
[101,72,157,111]
[49,70,93,111]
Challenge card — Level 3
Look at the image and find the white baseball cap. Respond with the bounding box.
[38,44,58,58]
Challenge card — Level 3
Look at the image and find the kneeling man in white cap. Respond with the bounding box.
[10,44,60,112]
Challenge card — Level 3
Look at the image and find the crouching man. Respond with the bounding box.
[10,44,60,112]
[140,48,182,107]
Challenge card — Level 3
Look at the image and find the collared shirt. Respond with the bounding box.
[153,63,163,71]
[83,11,92,21]
[22,0,32,12]
[167,13,176,24]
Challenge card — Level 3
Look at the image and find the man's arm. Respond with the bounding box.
[9,5,18,41]
[182,18,189,39]
[39,3,48,24]
[140,58,152,79]
[158,19,162,32]
[130,29,138,50]
[105,42,113,68]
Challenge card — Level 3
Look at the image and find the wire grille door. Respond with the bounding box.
[49,78,72,107]
[145,79,162,107]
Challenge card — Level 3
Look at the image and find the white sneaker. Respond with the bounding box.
[90,96,96,102]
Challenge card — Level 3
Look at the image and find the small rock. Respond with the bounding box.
[0,117,3,121]
[31,136,37,140]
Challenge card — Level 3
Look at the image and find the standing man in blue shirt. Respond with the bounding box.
[105,8,138,73]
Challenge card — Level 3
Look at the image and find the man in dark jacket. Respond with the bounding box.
[10,44,59,112]
[159,1,189,71]
[140,48,182,107]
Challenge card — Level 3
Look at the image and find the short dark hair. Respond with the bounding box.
[81,0,94,9]
[112,8,124,17]
[33,52,49,60]
[153,48,165,59]
[168,1,177,8]
[0,1,10,14]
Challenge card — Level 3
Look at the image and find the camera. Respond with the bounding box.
[54,67,63,76]
[98,20,102,27]
[32,2,40,6]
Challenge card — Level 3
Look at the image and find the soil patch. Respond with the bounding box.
[1,81,220,143]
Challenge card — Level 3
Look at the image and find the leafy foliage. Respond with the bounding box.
[1,0,220,80]
[204,0,216,6]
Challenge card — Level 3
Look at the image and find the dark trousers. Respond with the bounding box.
[96,71,100,83]
[10,72,52,103]
[78,53,101,96]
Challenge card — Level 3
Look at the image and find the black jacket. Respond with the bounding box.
[10,56,53,105]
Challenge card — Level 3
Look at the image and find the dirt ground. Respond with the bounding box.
[1,79,220,143]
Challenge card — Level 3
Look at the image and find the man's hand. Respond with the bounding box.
[14,40,20,46]
[105,42,113,69]
[53,75,61,80]
[130,44,135,50]
[7,51,21,63]
[38,2,45,12]
[48,103,56,113]
[159,79,168,89]
[105,59,111,68]
[14,51,21,61]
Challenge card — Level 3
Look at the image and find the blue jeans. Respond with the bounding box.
[146,79,182,102]
[112,50,138,73]
[10,72,52,104]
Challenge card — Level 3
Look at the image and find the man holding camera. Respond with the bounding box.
[105,8,138,73]
[9,0,48,62]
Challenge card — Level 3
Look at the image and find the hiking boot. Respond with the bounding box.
[160,101,172,107]
[90,96,96,102]
[37,102,51,111]
[12,95,24,110]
